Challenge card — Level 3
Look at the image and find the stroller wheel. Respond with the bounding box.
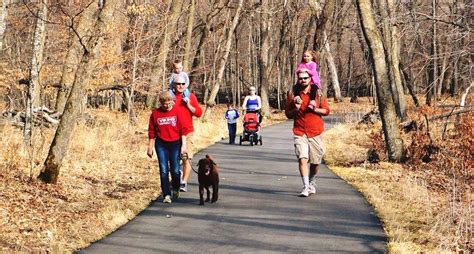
[239,136,242,145]
[259,136,263,145]
[250,135,254,146]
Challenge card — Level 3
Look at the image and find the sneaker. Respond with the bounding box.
[172,190,180,199]
[163,195,172,203]
[180,182,187,192]
[299,186,310,197]
[309,184,316,195]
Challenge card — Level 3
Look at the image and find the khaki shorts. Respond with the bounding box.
[294,134,325,164]
[185,133,195,159]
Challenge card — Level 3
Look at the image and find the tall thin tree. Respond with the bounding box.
[0,0,9,50]
[203,0,243,120]
[55,2,100,115]
[356,0,406,162]
[39,0,117,184]
[24,0,48,144]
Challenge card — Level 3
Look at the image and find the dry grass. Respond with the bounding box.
[0,104,286,252]
[323,114,472,253]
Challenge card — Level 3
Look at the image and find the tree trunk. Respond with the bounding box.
[190,25,209,85]
[323,31,342,102]
[183,0,195,72]
[312,0,336,51]
[258,0,271,118]
[149,1,183,95]
[356,0,406,162]
[400,62,419,107]
[39,0,116,184]
[378,0,407,120]
[203,0,243,120]
[426,0,438,106]
[55,2,100,114]
[0,0,9,50]
[437,45,449,96]
[24,0,48,144]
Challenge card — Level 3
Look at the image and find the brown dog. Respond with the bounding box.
[197,154,219,205]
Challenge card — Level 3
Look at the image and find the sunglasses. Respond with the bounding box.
[175,82,186,86]
[298,77,310,81]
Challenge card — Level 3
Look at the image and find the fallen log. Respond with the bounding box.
[428,107,473,121]
[0,109,59,127]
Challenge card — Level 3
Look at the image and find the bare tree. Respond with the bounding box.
[258,0,271,118]
[149,0,183,91]
[323,30,342,101]
[55,2,100,115]
[183,0,195,71]
[311,0,342,101]
[24,0,48,144]
[356,0,406,162]
[39,0,117,184]
[378,0,407,120]
[203,0,243,120]
[0,0,9,50]
[426,0,438,106]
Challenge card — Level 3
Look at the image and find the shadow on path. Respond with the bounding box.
[81,119,387,254]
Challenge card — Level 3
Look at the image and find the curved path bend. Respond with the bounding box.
[82,120,386,253]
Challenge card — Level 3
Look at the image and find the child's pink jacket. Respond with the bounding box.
[296,61,321,89]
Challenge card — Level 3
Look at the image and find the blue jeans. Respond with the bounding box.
[155,138,181,196]
[228,123,237,144]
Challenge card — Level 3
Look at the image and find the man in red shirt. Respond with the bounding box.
[172,75,203,192]
[285,69,330,197]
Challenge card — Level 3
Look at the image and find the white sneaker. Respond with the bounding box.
[299,186,310,197]
[163,195,172,203]
[180,182,188,192]
[309,184,316,195]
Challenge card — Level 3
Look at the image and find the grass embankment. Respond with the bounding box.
[0,105,286,252]
[323,97,472,253]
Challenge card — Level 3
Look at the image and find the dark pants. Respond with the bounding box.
[155,138,181,196]
[228,123,237,144]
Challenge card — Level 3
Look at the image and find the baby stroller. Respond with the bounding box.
[239,111,262,146]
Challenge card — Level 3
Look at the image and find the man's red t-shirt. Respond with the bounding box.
[285,87,330,138]
[174,93,203,133]
[148,106,191,142]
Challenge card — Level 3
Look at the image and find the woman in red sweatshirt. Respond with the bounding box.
[147,91,190,203]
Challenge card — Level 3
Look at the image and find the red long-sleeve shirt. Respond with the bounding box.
[285,86,330,138]
[174,93,203,133]
[148,106,191,142]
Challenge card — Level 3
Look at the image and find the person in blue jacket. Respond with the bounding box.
[225,104,240,144]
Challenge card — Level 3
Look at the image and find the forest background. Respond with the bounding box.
[0,0,472,253]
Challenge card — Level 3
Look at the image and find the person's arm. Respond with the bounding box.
[235,109,239,118]
[147,138,154,158]
[256,96,262,110]
[313,96,330,116]
[307,62,317,79]
[242,96,248,111]
[185,94,203,117]
[147,113,156,158]
[285,91,301,119]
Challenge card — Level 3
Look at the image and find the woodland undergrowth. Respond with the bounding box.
[324,99,472,253]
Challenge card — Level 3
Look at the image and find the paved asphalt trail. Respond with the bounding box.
[82,120,387,253]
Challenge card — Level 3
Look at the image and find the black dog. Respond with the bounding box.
[197,154,219,205]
